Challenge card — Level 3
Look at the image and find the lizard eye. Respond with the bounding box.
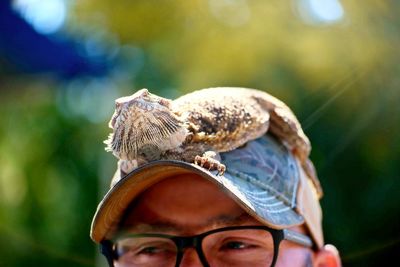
[158,98,170,107]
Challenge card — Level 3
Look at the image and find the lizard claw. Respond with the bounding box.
[217,164,226,176]
[194,152,226,176]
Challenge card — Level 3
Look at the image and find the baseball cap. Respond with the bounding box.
[90,134,324,248]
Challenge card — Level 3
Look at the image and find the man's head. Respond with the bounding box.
[91,134,341,266]
[115,173,339,267]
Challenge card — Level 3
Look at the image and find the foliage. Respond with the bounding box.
[1,0,399,266]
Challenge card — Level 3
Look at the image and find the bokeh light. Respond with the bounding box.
[296,0,344,25]
[13,0,67,34]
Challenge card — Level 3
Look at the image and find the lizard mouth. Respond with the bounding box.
[110,115,117,129]
[109,109,122,129]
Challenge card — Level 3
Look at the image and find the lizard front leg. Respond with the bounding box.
[194,151,226,175]
[163,146,226,175]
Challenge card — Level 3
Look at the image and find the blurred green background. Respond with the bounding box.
[0,0,399,266]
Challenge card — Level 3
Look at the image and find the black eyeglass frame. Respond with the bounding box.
[100,225,313,267]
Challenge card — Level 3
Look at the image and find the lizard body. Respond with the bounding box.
[105,87,316,191]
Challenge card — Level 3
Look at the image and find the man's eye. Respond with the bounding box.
[221,241,256,250]
[225,241,246,249]
[137,246,161,255]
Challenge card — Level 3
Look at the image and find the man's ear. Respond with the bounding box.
[314,244,342,267]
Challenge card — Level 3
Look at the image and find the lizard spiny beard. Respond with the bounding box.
[105,109,186,161]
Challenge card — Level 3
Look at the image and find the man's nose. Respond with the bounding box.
[179,248,204,267]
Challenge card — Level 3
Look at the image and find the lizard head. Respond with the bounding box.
[105,89,187,161]
[108,88,171,129]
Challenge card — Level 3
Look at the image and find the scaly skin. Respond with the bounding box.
[105,87,321,197]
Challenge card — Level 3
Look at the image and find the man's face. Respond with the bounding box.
[118,174,314,267]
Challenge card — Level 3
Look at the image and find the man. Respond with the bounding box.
[90,89,341,267]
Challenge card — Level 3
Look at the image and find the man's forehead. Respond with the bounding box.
[120,212,260,235]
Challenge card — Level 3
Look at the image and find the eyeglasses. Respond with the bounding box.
[100,225,313,267]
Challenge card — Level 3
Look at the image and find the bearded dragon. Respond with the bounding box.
[105,87,321,195]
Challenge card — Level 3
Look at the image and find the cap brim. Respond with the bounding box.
[90,160,304,243]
